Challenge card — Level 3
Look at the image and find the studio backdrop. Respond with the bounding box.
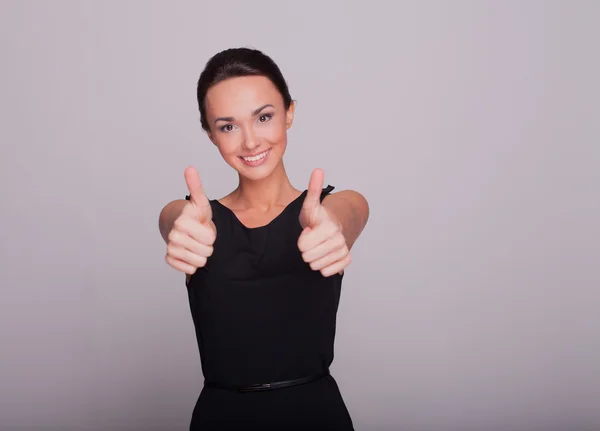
[1,1,598,430]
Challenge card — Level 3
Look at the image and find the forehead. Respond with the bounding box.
[205,75,283,115]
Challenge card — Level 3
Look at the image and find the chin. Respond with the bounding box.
[236,161,279,182]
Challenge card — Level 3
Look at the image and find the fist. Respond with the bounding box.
[165,166,217,275]
[298,168,352,277]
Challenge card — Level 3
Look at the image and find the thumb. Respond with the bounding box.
[184,166,212,222]
[302,168,324,213]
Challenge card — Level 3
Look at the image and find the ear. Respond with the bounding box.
[285,100,295,130]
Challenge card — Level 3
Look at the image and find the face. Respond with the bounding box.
[204,75,294,181]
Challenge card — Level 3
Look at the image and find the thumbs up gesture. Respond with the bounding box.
[165,167,217,275]
[298,168,352,277]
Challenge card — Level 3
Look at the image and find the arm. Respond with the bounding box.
[322,190,369,250]
[158,199,188,243]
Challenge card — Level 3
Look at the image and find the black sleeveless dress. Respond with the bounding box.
[184,185,354,430]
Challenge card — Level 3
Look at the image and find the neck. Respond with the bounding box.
[233,161,298,210]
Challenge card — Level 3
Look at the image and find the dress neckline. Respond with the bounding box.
[212,190,307,230]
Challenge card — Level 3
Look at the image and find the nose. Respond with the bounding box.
[241,125,259,151]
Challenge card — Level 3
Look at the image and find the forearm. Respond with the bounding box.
[322,191,369,249]
[158,199,188,243]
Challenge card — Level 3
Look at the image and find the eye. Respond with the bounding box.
[220,124,235,133]
[258,113,272,123]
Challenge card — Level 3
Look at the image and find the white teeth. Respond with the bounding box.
[242,149,269,162]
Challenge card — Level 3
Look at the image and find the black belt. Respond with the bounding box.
[204,369,330,393]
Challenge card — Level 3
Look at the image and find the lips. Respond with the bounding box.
[239,148,271,166]
[241,148,270,162]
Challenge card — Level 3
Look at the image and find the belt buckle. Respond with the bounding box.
[239,383,272,393]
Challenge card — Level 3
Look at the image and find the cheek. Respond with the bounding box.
[213,134,239,155]
[260,121,287,144]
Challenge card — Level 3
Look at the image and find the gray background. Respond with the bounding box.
[1,1,599,430]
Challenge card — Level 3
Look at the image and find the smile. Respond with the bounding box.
[240,148,271,166]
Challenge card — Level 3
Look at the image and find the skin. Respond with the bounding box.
[159,75,369,280]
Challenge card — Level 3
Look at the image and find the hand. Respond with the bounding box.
[298,168,351,277]
[165,167,217,275]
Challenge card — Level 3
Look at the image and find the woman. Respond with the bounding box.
[159,48,369,430]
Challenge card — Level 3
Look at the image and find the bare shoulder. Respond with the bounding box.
[323,189,369,210]
[216,191,236,207]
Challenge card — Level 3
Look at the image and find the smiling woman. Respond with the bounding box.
[158,47,369,431]
[203,72,294,183]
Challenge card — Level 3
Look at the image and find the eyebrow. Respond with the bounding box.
[214,104,274,124]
